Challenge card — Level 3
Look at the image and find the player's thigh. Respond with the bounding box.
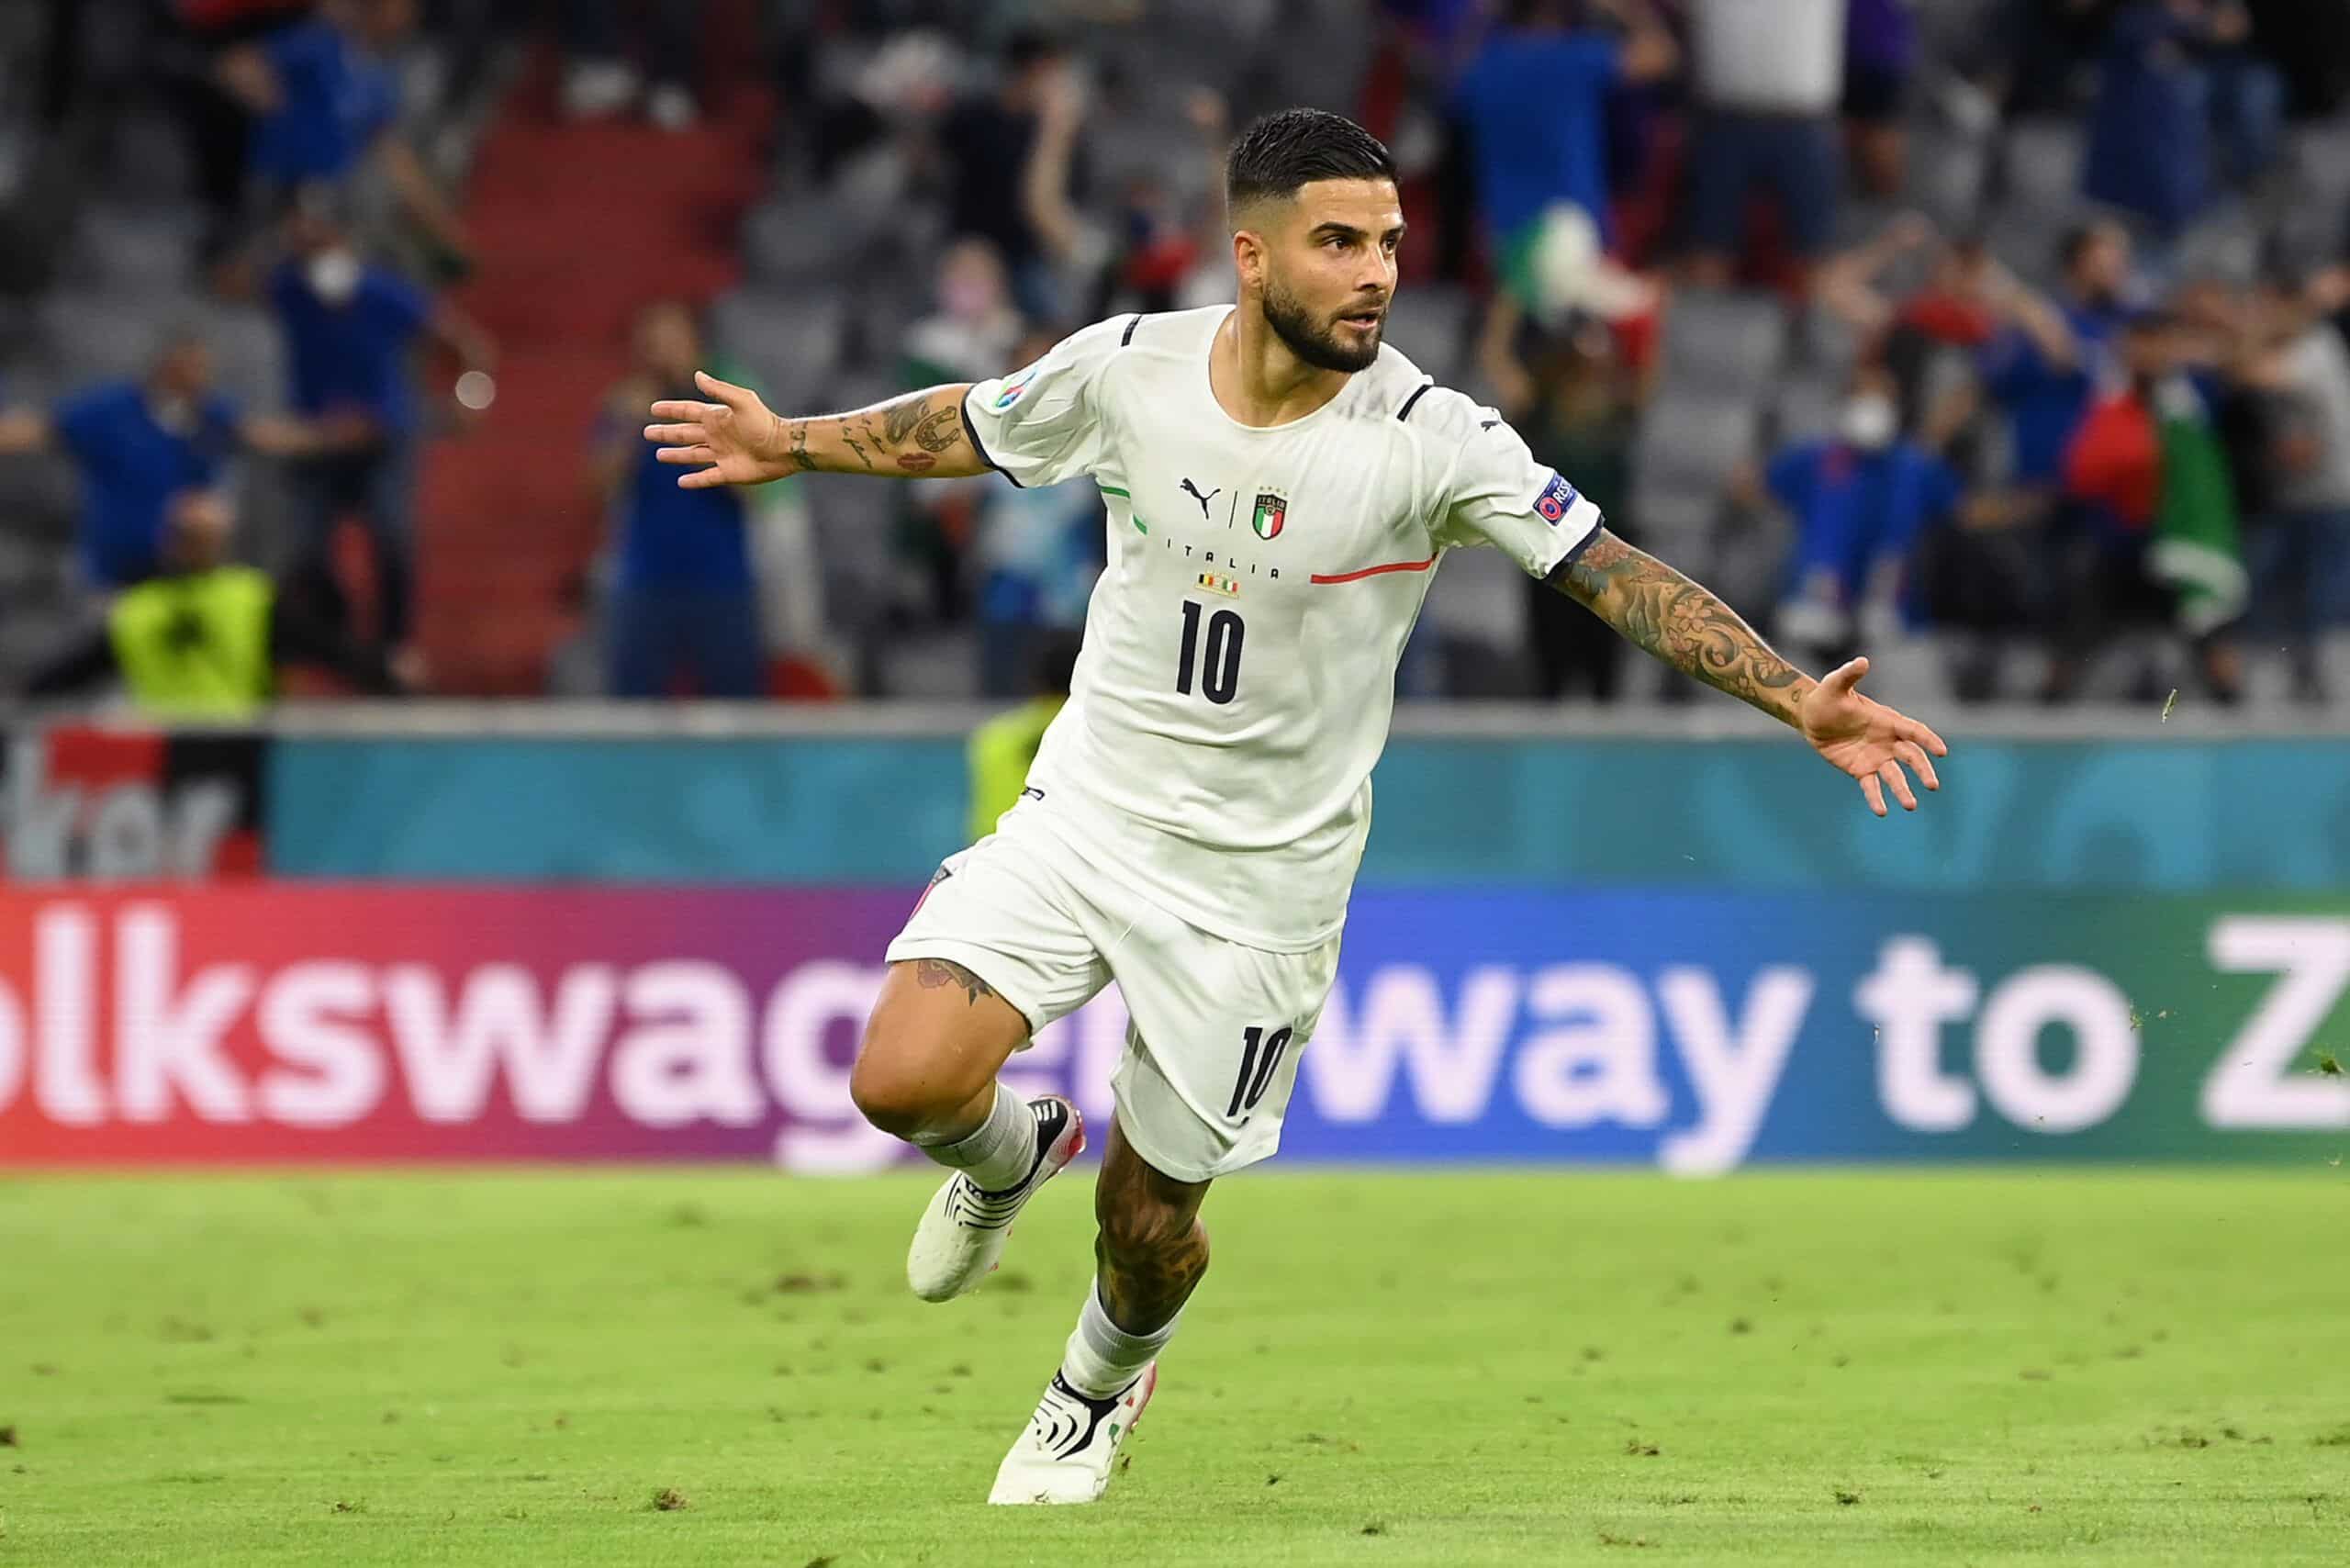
[862,831,1111,1115]
[1106,923,1343,1183]
[856,959,1033,1123]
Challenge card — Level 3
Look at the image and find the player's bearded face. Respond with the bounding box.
[1253,180,1402,375]
[1261,271,1385,373]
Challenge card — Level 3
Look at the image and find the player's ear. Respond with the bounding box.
[1231,228,1265,295]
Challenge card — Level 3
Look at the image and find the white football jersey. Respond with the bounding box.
[959,305,1605,950]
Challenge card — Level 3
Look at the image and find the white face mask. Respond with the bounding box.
[1842,394,1897,450]
[307,249,362,305]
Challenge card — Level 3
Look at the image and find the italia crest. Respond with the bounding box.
[1249,488,1287,540]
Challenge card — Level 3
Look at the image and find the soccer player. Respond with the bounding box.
[644,108,1948,1506]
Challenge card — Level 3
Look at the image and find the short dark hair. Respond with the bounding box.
[1225,108,1396,216]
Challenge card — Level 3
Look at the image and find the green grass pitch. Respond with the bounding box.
[3,1168,2345,1566]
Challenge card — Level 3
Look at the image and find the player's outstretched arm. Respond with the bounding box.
[1549,528,1949,816]
[644,373,989,488]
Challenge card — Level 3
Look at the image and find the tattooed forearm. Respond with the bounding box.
[884,396,927,445]
[912,958,1000,1007]
[1549,530,1816,724]
[763,386,988,479]
[913,406,964,453]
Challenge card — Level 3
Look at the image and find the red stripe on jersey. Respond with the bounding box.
[1310,554,1438,585]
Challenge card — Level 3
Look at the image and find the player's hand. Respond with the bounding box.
[645,371,789,488]
[1797,656,1949,817]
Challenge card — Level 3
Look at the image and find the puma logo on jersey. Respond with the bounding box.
[1181,478,1220,519]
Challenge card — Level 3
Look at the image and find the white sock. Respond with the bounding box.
[911,1082,1036,1193]
[1061,1278,1180,1398]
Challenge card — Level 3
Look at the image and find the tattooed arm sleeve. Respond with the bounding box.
[770,386,991,479]
[1546,529,1818,726]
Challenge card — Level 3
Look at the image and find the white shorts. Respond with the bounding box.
[884,800,1343,1183]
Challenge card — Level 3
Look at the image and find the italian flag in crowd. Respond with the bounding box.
[2070,375,2249,636]
[2149,378,2250,637]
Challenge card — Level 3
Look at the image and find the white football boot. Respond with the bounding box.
[905,1094,1083,1303]
[988,1363,1158,1505]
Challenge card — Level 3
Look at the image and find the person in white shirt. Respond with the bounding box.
[1684,0,1849,287]
[644,106,1948,1507]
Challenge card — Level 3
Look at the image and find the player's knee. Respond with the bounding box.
[847,1043,943,1139]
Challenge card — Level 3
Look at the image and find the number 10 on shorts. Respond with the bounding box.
[1226,1025,1293,1119]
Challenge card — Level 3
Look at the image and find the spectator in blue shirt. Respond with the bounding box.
[1453,0,1677,312]
[1976,221,2135,492]
[1759,362,1964,659]
[0,332,364,589]
[2080,0,2237,239]
[271,196,495,646]
[217,0,472,271]
[589,301,764,699]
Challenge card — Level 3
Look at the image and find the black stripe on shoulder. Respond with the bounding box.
[959,385,1024,488]
[1120,314,1142,347]
[1395,380,1434,422]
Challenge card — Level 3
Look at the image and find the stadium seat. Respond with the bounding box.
[711,288,845,415]
[2173,202,2262,286]
[70,199,201,294]
[1771,376,1841,446]
[1861,629,1958,714]
[1632,391,1760,498]
[1908,129,1992,233]
[1267,1,1374,113]
[1998,119,2086,217]
[0,450,77,543]
[94,106,196,206]
[201,302,289,413]
[36,287,190,385]
[1629,481,1718,543]
[1704,505,1793,624]
[1981,208,2065,291]
[0,526,62,598]
[0,598,83,682]
[1659,290,1789,396]
[2290,122,2350,208]
[741,196,852,287]
[798,473,901,616]
[879,628,982,699]
[1087,116,1198,194]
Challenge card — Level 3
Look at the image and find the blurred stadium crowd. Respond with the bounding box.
[3,0,2350,711]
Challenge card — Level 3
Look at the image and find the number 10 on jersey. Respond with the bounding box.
[1176,600,1246,704]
